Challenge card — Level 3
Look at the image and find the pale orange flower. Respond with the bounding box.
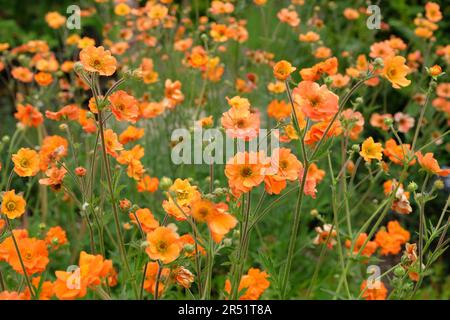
[1,190,26,219]
[416,152,450,176]
[12,148,40,177]
[108,90,140,123]
[14,104,43,128]
[146,226,181,264]
[103,129,123,158]
[79,45,117,76]
[129,208,159,233]
[382,56,411,89]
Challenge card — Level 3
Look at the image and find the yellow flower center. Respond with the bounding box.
[157,240,168,253]
[6,201,17,211]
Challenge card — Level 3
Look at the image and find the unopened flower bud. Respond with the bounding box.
[351,144,360,153]
[73,62,84,73]
[2,135,10,143]
[373,57,384,69]
[394,266,406,277]
[433,179,444,190]
[407,182,418,192]
[383,117,393,127]
[159,176,173,191]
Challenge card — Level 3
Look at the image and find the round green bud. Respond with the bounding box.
[394,266,406,277]
[159,177,173,191]
[407,182,418,192]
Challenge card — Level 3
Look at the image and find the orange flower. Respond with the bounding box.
[273,60,296,81]
[104,129,123,158]
[301,163,326,198]
[108,90,140,123]
[53,251,115,300]
[23,277,54,300]
[360,137,383,162]
[375,220,410,255]
[264,148,302,195]
[383,139,415,166]
[8,237,49,275]
[360,280,388,300]
[45,226,68,249]
[416,152,450,176]
[341,109,364,140]
[425,2,442,22]
[221,104,260,141]
[12,148,40,177]
[39,166,67,191]
[382,56,411,89]
[277,8,300,27]
[162,178,200,221]
[164,79,184,109]
[14,104,43,127]
[129,208,159,233]
[172,266,195,289]
[304,120,342,145]
[292,81,339,121]
[119,126,145,145]
[1,190,26,219]
[345,233,378,258]
[45,11,66,29]
[143,261,170,296]
[225,268,270,300]
[191,199,237,243]
[0,291,26,300]
[267,99,291,121]
[137,175,159,193]
[225,151,268,195]
[146,226,181,264]
[46,104,80,121]
[11,67,33,83]
[428,64,442,77]
[39,135,69,171]
[34,72,53,86]
[79,45,117,76]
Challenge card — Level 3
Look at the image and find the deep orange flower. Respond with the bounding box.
[264,148,302,195]
[79,45,117,76]
[292,81,339,121]
[164,79,184,109]
[129,208,159,233]
[267,99,291,121]
[383,139,415,166]
[45,11,66,29]
[12,148,40,177]
[104,129,123,158]
[8,237,49,275]
[34,72,53,86]
[225,151,268,195]
[425,2,442,22]
[45,226,68,249]
[143,261,170,296]
[119,126,145,145]
[416,151,450,176]
[191,199,237,243]
[137,175,159,193]
[304,120,342,145]
[39,135,69,171]
[108,90,139,123]
[273,60,296,81]
[14,104,43,128]
[225,268,270,300]
[360,280,388,300]
[345,233,378,258]
[146,226,181,264]
[1,190,26,219]
[46,104,79,121]
[375,220,410,255]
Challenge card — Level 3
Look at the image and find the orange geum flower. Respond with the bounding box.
[273,60,296,81]
[416,152,450,176]
[14,104,43,128]
[383,138,415,166]
[137,175,159,193]
[39,166,67,191]
[360,280,387,300]
[210,23,229,42]
[299,31,320,42]
[225,268,270,300]
[119,126,145,145]
[267,99,291,121]
[1,190,26,219]
[292,80,339,121]
[11,67,33,83]
[172,266,195,289]
[277,8,300,27]
[360,137,383,162]
[45,226,68,249]
[304,120,342,146]
[345,233,378,258]
[34,72,53,86]
[221,106,260,141]
[12,148,40,177]
[146,226,181,264]
[313,224,337,249]
[425,2,442,22]
[79,45,117,76]
[108,90,139,123]
[341,109,364,140]
[8,237,49,275]
[382,56,411,89]
[264,148,302,195]
[129,208,159,233]
[103,129,123,158]
[164,79,184,109]
[39,135,69,171]
[428,64,442,77]
[143,261,170,296]
[225,151,268,195]
[45,11,66,29]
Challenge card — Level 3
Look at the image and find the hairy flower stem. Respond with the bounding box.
[231,191,252,299]
[97,110,138,299]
